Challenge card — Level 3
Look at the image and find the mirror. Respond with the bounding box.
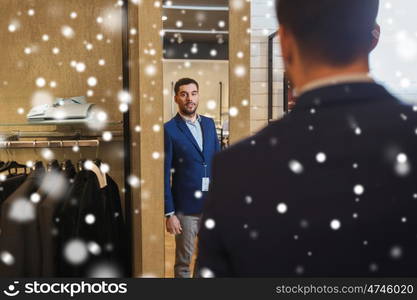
[161,0,229,278]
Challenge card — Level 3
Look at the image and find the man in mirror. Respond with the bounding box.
[164,78,220,278]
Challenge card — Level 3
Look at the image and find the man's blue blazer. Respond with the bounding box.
[164,113,220,215]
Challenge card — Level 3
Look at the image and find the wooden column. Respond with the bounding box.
[129,0,165,277]
[228,0,251,144]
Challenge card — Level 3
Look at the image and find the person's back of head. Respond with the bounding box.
[276,0,380,88]
[276,0,379,66]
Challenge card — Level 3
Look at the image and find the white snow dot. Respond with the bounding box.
[194,190,203,199]
[100,163,110,174]
[218,20,226,28]
[85,214,96,225]
[87,77,98,87]
[152,152,160,160]
[70,12,78,19]
[295,265,304,275]
[245,196,252,204]
[390,245,403,260]
[249,230,259,240]
[401,217,407,223]
[87,241,101,255]
[64,239,88,265]
[277,203,288,214]
[41,148,54,160]
[175,20,183,28]
[119,103,129,113]
[83,160,94,170]
[234,66,246,77]
[153,124,161,132]
[42,34,49,41]
[128,175,140,188]
[210,49,218,57]
[206,100,217,110]
[17,107,25,115]
[8,24,17,32]
[369,263,378,272]
[229,107,239,117]
[1,251,15,266]
[52,47,60,54]
[30,193,41,203]
[97,17,103,24]
[316,152,326,163]
[102,131,113,141]
[61,25,75,38]
[355,127,362,135]
[145,64,156,76]
[205,219,215,230]
[330,219,341,230]
[76,62,86,72]
[24,47,32,54]
[289,160,304,174]
[36,77,46,87]
[28,9,35,16]
[200,268,215,278]
[397,153,408,164]
[99,59,106,66]
[353,184,364,195]
[72,145,80,152]
[353,213,358,219]
[237,51,244,58]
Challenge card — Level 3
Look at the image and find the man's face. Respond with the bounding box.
[175,83,199,116]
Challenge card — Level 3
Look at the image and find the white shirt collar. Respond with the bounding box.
[296,73,374,97]
[178,111,200,124]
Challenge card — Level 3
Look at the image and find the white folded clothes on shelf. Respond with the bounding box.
[27,96,94,123]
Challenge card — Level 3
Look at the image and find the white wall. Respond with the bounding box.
[250,0,283,134]
[370,0,417,104]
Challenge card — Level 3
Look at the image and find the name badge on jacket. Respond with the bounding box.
[202,177,210,192]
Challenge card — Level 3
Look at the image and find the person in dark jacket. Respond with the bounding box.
[197,0,417,277]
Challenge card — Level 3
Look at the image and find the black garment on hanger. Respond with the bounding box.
[38,173,73,276]
[0,174,28,208]
[55,169,127,277]
[0,168,45,277]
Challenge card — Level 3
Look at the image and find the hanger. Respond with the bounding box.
[0,142,27,175]
[88,161,107,188]
[47,159,60,172]
[34,160,45,171]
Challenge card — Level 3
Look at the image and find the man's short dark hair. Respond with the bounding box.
[174,78,199,95]
[276,0,380,65]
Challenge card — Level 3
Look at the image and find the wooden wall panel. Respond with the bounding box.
[229,0,251,144]
[130,0,165,277]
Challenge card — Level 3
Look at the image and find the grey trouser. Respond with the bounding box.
[174,214,201,278]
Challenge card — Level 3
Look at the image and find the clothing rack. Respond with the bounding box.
[0,140,100,149]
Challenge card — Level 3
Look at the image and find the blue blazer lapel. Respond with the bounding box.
[175,114,204,158]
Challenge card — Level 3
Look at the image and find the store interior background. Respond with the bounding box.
[0,0,416,278]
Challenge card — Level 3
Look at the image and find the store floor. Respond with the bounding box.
[164,231,197,278]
